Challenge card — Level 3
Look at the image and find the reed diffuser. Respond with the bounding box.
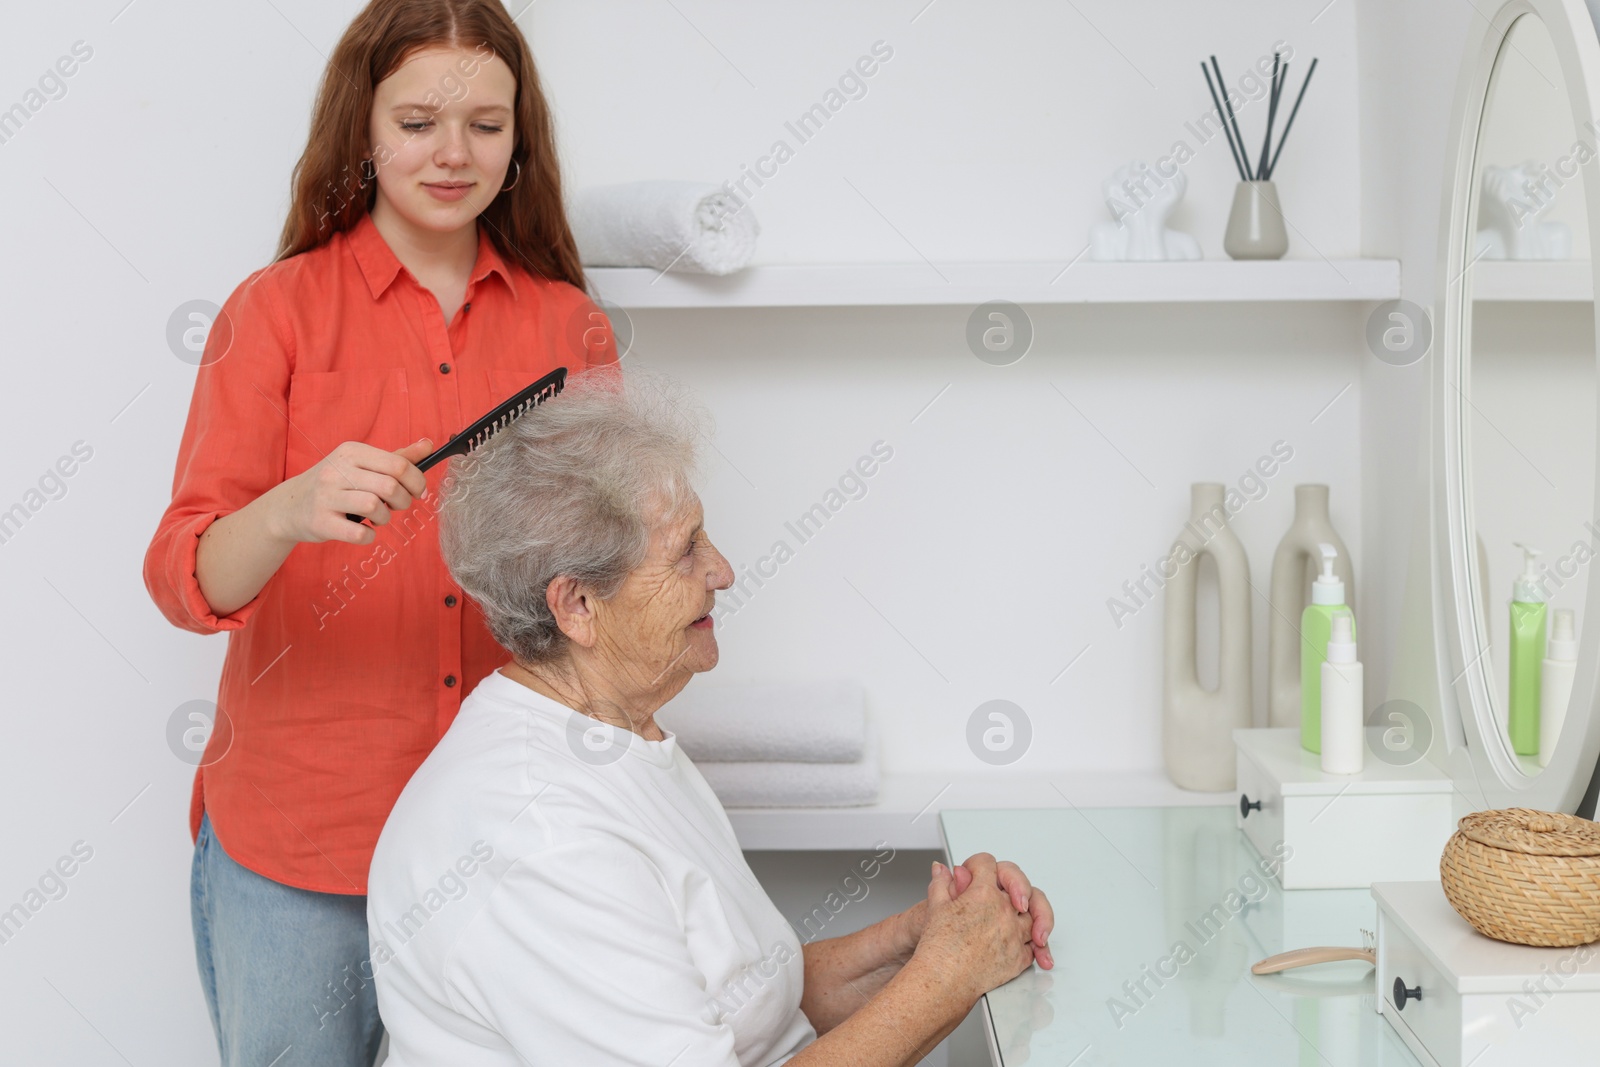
[1201,52,1318,259]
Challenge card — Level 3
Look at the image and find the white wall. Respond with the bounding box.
[635,302,1366,763]
[0,2,1370,1063]
[1353,0,1472,750]
[537,2,1363,261]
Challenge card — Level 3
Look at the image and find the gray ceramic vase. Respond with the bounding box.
[1223,180,1289,260]
[1163,483,1253,792]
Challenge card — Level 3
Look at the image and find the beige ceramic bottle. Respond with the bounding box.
[1164,483,1253,791]
[1268,485,1355,728]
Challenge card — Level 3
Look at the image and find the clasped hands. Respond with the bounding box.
[901,851,1055,971]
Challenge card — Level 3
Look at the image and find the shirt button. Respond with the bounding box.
[444,674,457,687]
[439,362,451,374]
[444,594,457,607]
[463,302,471,311]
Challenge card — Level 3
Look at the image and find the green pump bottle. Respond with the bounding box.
[1301,543,1354,753]
[1508,542,1547,757]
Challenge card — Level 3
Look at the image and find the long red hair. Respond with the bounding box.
[275,0,587,294]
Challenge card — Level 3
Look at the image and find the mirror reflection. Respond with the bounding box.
[1467,12,1596,777]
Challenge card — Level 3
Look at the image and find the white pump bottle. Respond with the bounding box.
[1320,610,1364,774]
[1539,608,1578,768]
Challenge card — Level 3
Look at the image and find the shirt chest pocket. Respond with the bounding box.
[486,367,561,407]
[284,369,411,479]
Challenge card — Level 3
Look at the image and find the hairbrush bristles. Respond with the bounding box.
[343,366,569,523]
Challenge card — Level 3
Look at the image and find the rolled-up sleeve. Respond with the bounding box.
[444,840,744,1067]
[142,268,293,635]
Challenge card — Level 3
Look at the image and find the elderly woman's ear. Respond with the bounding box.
[544,574,598,649]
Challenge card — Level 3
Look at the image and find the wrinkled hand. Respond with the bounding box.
[922,853,1054,970]
[914,855,1037,1004]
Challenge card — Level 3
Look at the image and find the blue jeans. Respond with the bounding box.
[191,813,385,1066]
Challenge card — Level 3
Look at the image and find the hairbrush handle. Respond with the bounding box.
[1250,946,1376,975]
[345,367,567,523]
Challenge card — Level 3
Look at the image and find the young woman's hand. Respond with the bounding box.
[271,438,433,545]
[909,853,1036,1007]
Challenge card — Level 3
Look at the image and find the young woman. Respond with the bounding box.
[142,2,616,1063]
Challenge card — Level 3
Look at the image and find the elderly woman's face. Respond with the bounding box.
[591,495,733,692]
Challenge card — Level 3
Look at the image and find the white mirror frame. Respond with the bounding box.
[1434,0,1600,814]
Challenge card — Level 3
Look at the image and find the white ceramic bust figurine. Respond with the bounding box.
[1474,161,1574,259]
[1089,161,1203,261]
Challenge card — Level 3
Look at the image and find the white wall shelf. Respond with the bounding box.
[587,259,1401,309]
[727,769,1231,851]
[1470,259,1593,300]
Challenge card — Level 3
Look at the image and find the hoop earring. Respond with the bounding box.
[501,158,521,193]
[360,157,377,182]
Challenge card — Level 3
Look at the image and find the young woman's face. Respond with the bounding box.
[368,44,518,232]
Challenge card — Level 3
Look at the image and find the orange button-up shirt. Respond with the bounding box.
[143,211,617,894]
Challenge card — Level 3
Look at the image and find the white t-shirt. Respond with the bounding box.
[367,668,818,1067]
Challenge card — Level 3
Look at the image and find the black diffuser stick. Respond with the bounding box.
[1202,61,1249,181]
[1255,53,1282,182]
[1266,57,1319,180]
[1273,61,1288,139]
[1210,55,1253,179]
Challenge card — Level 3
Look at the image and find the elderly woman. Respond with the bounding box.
[367,370,1054,1066]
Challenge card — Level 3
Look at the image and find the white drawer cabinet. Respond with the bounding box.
[1235,728,1456,889]
[1373,880,1600,1067]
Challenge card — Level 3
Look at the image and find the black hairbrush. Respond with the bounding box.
[345,366,567,523]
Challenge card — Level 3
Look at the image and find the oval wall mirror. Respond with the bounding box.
[1436,0,1600,813]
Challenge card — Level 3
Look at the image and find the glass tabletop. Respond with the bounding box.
[939,805,1422,1067]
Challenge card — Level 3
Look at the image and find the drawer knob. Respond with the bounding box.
[1239,793,1262,819]
[1393,976,1423,1011]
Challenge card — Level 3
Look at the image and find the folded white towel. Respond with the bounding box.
[694,729,880,808]
[568,180,759,275]
[656,679,866,764]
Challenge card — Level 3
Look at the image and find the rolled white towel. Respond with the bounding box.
[568,180,759,275]
[656,679,865,764]
[693,729,880,809]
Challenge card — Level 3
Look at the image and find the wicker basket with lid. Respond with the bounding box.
[1439,807,1600,947]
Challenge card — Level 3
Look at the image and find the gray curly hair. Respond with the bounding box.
[438,368,708,665]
